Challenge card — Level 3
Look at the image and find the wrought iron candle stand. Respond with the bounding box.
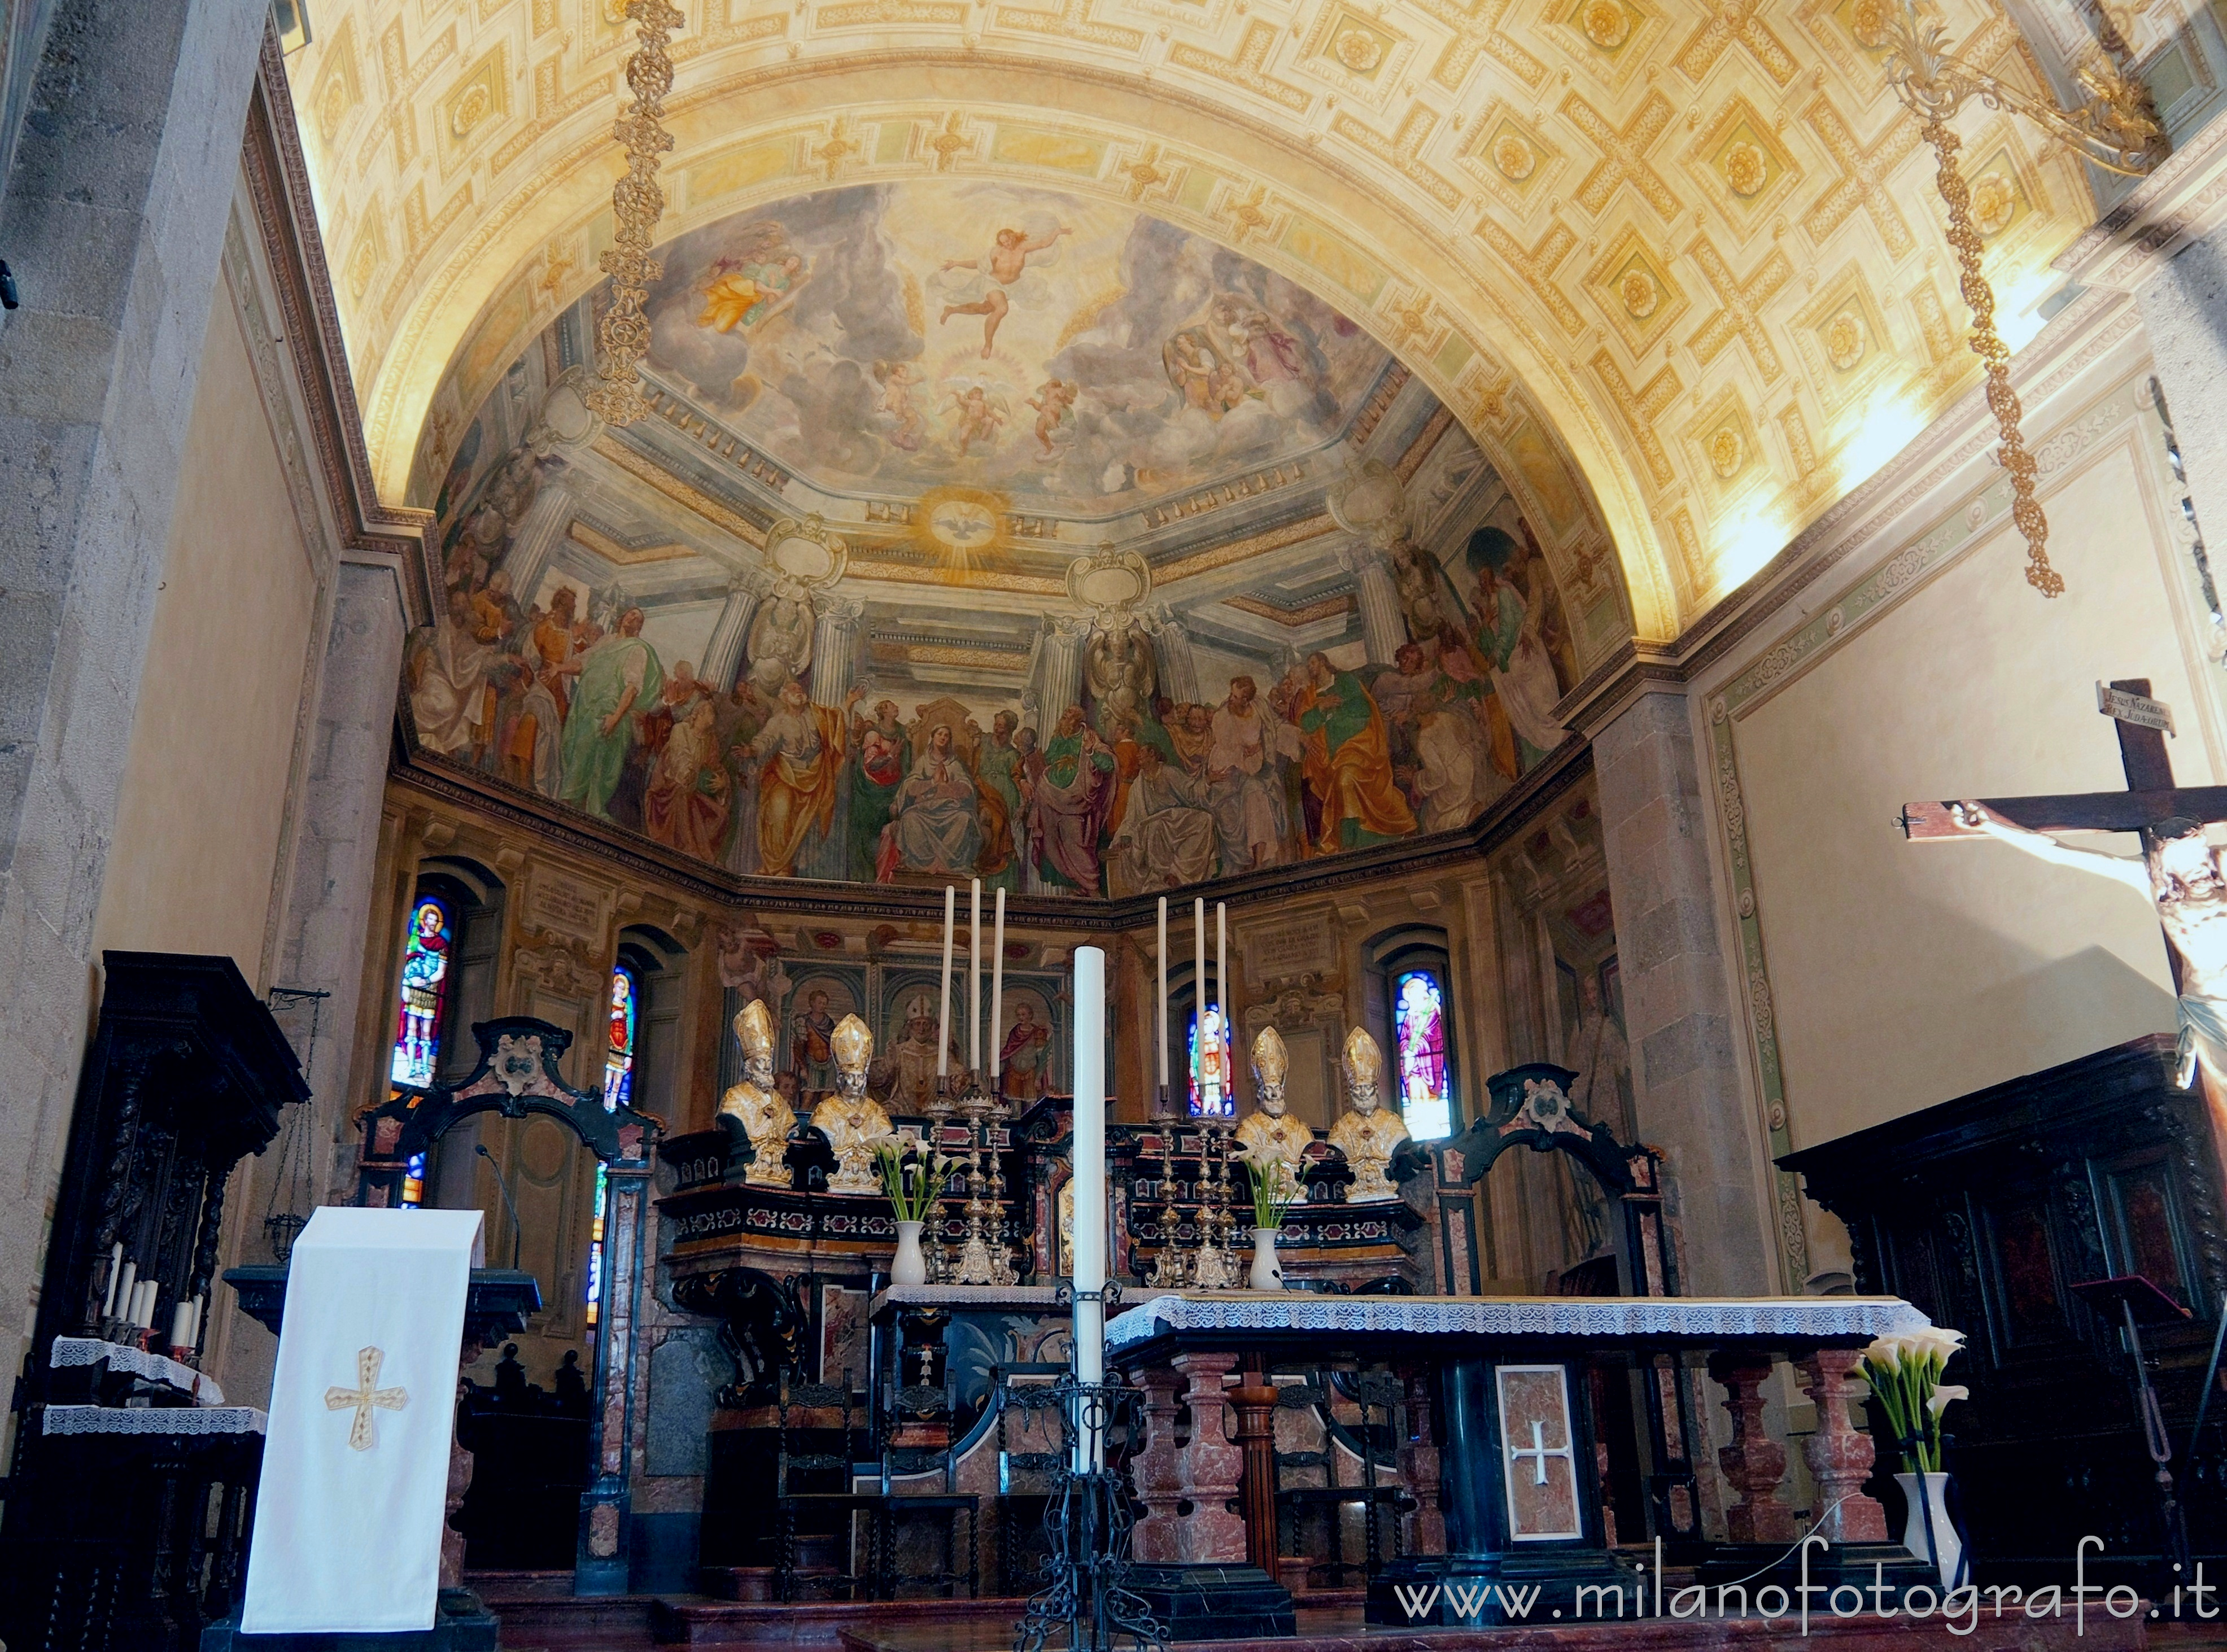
[1012,1284,1167,1652]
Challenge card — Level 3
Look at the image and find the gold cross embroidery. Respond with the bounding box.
[325,1345,409,1451]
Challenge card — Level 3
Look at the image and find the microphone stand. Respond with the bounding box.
[477,1142,525,1271]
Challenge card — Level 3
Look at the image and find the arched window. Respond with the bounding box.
[586,1162,609,1330]
[602,965,637,1112]
[1391,969,1452,1142]
[390,895,454,1089]
[1186,1003,1233,1120]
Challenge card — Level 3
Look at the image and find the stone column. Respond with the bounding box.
[0,0,269,1395]
[1587,687,1775,1293]
[1337,543,1408,661]
[698,574,760,694]
[2134,225,2227,560]
[1173,1351,1244,1563]
[1132,1365,1185,1562]
[1230,1371,1282,1574]
[809,595,863,708]
[1706,1352,1794,1543]
[1151,610,1201,703]
[1794,1348,1888,1544]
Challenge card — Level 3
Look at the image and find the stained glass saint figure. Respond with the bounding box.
[604,967,636,1112]
[390,898,452,1088]
[1393,969,1451,1140]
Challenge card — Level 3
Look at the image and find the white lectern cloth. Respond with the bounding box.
[241,1206,484,1633]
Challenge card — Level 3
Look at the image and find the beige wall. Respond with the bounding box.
[1702,355,2227,1270]
[90,273,324,983]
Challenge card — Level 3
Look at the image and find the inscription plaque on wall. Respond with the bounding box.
[1247,915,1336,984]
[524,868,612,943]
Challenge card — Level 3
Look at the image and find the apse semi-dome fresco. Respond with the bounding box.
[402,180,1623,897]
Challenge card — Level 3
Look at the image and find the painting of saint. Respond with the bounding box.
[1109,744,1219,892]
[879,723,983,880]
[1207,676,1294,873]
[644,698,731,861]
[849,699,908,881]
[1293,653,1416,854]
[740,680,863,877]
[695,222,809,335]
[998,1001,1053,1105]
[1029,707,1116,895]
[1468,530,1570,764]
[558,608,662,823]
[791,987,839,1099]
[975,710,1026,890]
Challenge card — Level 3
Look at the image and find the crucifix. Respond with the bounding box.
[325,1344,409,1452]
[1901,678,2227,1106]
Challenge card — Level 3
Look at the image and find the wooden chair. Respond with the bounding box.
[871,1380,979,1598]
[1273,1367,1413,1587]
[774,1369,876,1602]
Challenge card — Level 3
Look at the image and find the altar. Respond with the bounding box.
[1105,1291,1936,1628]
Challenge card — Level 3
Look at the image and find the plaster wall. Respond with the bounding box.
[91,274,324,978]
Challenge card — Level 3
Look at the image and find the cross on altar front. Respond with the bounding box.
[325,1345,408,1452]
[1903,676,2227,1095]
[1508,1417,1573,1487]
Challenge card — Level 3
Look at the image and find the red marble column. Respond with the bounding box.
[1397,1364,1445,1555]
[1174,1352,1246,1563]
[1231,1373,1282,1575]
[1708,1352,1795,1544]
[1795,1348,1888,1543]
[1132,1365,1185,1562]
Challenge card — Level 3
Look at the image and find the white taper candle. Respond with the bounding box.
[938,884,955,1077]
[169,1300,194,1353]
[969,879,983,1074]
[1217,902,1229,1109]
[989,888,1007,1094]
[1072,945,1107,1470]
[1193,897,1206,1101]
[113,1261,136,1327]
[1156,896,1169,1090]
[101,1242,124,1319]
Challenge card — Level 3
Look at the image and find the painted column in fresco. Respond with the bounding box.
[1338,541,1409,661]
[1024,614,1089,728]
[699,571,762,693]
[808,596,864,707]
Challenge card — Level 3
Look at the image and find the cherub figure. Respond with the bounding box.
[938,224,1072,358]
[873,361,927,452]
[946,384,1008,457]
[1025,378,1078,457]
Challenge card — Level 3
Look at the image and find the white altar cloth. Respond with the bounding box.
[1103,1292,1931,1354]
[241,1207,483,1634]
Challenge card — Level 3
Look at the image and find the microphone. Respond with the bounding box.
[476,1143,525,1270]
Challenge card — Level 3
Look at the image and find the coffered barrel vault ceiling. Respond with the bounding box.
[288,0,2120,634]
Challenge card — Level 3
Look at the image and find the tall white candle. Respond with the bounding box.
[1156,896,1169,1090]
[938,885,955,1077]
[989,889,1007,1094]
[134,1280,157,1330]
[187,1295,204,1350]
[169,1300,194,1352]
[1072,945,1107,1470]
[1193,897,1206,1102]
[101,1243,124,1319]
[113,1261,136,1327]
[1217,902,1229,1109]
[968,879,983,1074]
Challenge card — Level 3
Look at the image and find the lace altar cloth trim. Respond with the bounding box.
[43,1404,267,1436]
[1103,1293,1931,1352]
[50,1335,225,1405]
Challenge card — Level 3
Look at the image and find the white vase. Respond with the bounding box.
[892,1220,928,1288]
[1895,1470,1962,1589]
[1249,1228,1283,1291]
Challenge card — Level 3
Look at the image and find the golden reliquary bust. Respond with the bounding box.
[718,999,794,1187]
[812,1012,894,1194]
[1328,1024,1408,1201]
[1235,1025,1313,1198]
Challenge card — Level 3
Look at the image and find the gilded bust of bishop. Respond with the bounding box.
[718,1000,794,1187]
[812,1013,894,1194]
[1235,1026,1313,1198]
[1328,1025,1409,1202]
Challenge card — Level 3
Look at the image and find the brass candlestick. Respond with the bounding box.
[1193,1121,1236,1289]
[927,1073,959,1282]
[1148,1124,1189,1288]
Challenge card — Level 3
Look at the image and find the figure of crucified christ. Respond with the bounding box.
[1947,802,2227,1092]
[938,224,1072,358]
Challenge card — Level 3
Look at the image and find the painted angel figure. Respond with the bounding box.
[1026,378,1078,457]
[872,361,927,452]
[945,384,1009,457]
[936,220,1072,357]
[695,222,810,335]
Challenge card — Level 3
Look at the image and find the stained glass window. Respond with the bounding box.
[603,966,637,1113]
[1187,1004,1233,1120]
[585,1162,609,1327]
[401,1151,427,1209]
[390,896,453,1089]
[1393,969,1452,1141]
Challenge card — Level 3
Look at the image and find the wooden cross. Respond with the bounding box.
[1901,677,2227,991]
[325,1344,409,1452]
